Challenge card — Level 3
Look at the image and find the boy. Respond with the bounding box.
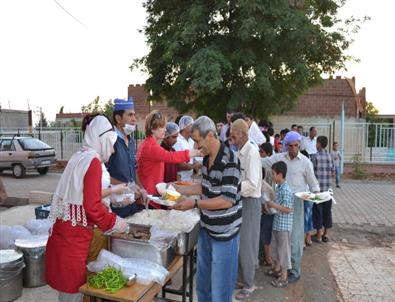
[311,136,335,243]
[265,161,294,288]
[259,167,275,267]
[330,142,341,188]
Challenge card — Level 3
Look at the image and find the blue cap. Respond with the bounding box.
[113,97,134,111]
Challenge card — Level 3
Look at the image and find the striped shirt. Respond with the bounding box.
[200,142,242,241]
[311,149,334,192]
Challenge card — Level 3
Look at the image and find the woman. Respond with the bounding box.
[160,122,181,183]
[136,111,200,208]
[45,115,128,302]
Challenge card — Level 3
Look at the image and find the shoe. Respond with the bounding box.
[336,185,340,188]
[271,277,288,288]
[322,236,329,243]
[235,288,254,300]
[288,274,300,284]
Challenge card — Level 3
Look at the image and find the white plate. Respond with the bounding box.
[295,192,332,204]
[148,195,179,207]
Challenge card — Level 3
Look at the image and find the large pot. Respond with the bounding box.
[15,236,47,288]
[0,250,24,302]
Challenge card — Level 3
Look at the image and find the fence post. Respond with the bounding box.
[60,129,64,160]
[38,128,41,140]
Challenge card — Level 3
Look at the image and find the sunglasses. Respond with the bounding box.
[150,112,162,127]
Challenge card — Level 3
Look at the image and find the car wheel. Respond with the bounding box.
[37,167,49,175]
[12,164,26,178]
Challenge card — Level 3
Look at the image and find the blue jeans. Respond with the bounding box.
[335,166,341,186]
[304,201,314,233]
[197,228,240,302]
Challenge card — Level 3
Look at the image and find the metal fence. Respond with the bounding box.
[1,122,394,163]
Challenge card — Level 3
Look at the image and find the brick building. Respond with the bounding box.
[55,113,84,127]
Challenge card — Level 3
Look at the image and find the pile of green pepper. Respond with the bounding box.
[88,266,127,293]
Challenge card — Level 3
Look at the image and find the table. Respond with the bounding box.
[80,256,183,302]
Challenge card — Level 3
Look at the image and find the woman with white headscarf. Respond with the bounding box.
[45,115,128,302]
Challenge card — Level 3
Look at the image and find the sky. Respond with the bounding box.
[0,0,394,124]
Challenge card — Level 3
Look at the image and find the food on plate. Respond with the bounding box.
[301,193,314,200]
[88,266,127,293]
[174,181,193,186]
[162,189,181,202]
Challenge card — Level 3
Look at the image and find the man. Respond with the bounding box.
[244,115,266,147]
[161,122,180,183]
[173,115,201,181]
[297,125,304,136]
[220,111,232,141]
[172,116,241,302]
[107,98,144,217]
[291,124,298,131]
[230,119,262,300]
[301,126,318,156]
[261,131,319,283]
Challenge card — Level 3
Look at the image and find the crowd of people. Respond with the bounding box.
[41,97,341,302]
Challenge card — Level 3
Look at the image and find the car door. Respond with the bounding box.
[0,139,16,168]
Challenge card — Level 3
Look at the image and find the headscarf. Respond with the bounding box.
[49,115,117,229]
[282,131,302,152]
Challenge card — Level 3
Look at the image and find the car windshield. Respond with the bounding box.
[18,138,52,150]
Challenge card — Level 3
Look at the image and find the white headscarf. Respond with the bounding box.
[49,115,117,228]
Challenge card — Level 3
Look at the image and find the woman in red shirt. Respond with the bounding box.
[45,115,128,302]
[137,111,200,207]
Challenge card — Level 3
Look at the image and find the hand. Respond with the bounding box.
[111,183,128,195]
[190,149,202,158]
[170,199,195,211]
[193,161,202,172]
[113,216,128,233]
[266,201,275,208]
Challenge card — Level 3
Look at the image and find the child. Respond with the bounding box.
[259,167,275,267]
[265,161,294,288]
[330,142,341,188]
[311,136,335,243]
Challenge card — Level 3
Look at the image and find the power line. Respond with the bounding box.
[52,0,86,28]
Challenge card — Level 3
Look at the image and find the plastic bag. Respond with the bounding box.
[0,257,25,284]
[0,225,31,249]
[87,249,169,285]
[149,225,177,248]
[24,219,51,235]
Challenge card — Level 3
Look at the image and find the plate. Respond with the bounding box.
[295,192,332,204]
[148,195,180,207]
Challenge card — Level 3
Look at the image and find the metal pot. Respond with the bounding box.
[18,247,46,288]
[0,252,24,302]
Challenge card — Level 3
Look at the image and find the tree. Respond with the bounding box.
[81,97,113,120]
[133,0,366,120]
[35,112,48,128]
[59,106,64,114]
[365,101,379,122]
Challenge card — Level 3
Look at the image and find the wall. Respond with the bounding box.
[0,109,31,132]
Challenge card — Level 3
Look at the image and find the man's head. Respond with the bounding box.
[280,128,290,140]
[333,141,339,150]
[259,142,273,158]
[309,126,317,139]
[284,131,302,158]
[216,122,224,135]
[112,98,136,130]
[226,112,232,124]
[178,115,194,139]
[316,136,328,151]
[244,115,254,128]
[163,122,180,147]
[272,161,287,183]
[230,112,245,124]
[191,116,218,156]
[291,124,298,131]
[230,119,249,149]
[297,125,304,135]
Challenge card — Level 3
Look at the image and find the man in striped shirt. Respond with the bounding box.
[173,116,241,302]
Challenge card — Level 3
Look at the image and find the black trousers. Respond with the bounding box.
[313,199,333,229]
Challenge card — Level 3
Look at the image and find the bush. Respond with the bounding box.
[351,154,367,180]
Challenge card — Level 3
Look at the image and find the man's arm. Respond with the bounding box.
[241,151,262,197]
[172,195,233,211]
[261,153,279,170]
[173,182,202,196]
[306,160,320,193]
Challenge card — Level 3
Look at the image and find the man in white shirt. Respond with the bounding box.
[261,131,319,284]
[173,115,201,181]
[220,111,232,142]
[231,119,262,300]
[301,126,318,156]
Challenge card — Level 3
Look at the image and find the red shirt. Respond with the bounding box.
[45,158,116,293]
[137,135,189,198]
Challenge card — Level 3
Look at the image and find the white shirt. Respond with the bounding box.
[238,140,262,198]
[270,136,275,146]
[220,123,229,141]
[173,135,194,181]
[249,121,266,146]
[301,136,317,155]
[261,151,319,194]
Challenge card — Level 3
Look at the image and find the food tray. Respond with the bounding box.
[295,192,332,204]
[147,195,179,207]
[174,221,200,255]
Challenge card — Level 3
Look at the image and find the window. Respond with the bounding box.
[18,138,52,150]
[0,140,15,151]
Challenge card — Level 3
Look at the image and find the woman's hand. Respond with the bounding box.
[111,183,128,195]
[189,149,203,158]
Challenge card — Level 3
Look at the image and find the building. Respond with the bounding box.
[54,113,84,127]
[0,109,32,133]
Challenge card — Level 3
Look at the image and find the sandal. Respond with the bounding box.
[312,235,322,244]
[271,277,288,288]
[322,236,329,243]
[261,259,273,267]
[235,288,254,300]
[265,268,281,278]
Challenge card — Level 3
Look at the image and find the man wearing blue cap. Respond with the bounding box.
[107,97,144,217]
